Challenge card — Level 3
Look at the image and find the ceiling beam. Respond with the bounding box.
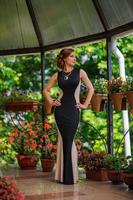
[25,0,43,47]
[0,32,106,56]
[108,22,133,37]
[92,0,109,32]
[0,21,133,56]
[43,32,106,51]
[0,47,41,56]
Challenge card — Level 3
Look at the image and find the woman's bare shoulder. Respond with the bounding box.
[80,69,87,79]
[51,72,58,81]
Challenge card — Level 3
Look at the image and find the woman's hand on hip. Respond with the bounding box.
[75,102,88,109]
[52,99,61,106]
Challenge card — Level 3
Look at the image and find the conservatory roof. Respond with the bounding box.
[0,0,133,55]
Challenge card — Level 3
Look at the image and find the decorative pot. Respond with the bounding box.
[17,155,38,169]
[86,168,108,181]
[5,101,39,112]
[122,173,133,190]
[126,91,133,109]
[41,158,55,172]
[107,170,123,184]
[91,94,107,112]
[110,93,124,112]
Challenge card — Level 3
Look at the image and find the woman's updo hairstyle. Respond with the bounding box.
[56,48,74,70]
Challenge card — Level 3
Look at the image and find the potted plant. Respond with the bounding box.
[3,90,40,112]
[103,154,124,184]
[38,118,58,172]
[122,156,133,189]
[91,78,107,112]
[8,121,40,169]
[0,176,25,199]
[107,77,127,111]
[124,76,133,109]
[80,151,108,181]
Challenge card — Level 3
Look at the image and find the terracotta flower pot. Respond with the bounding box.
[17,155,38,169]
[107,170,123,184]
[41,158,55,172]
[5,101,39,112]
[126,91,133,109]
[91,94,107,112]
[121,96,128,110]
[86,168,108,181]
[122,173,133,189]
[110,93,124,112]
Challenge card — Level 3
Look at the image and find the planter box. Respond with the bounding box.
[5,101,39,112]
[86,168,108,181]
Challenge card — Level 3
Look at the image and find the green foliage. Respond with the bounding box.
[117,35,133,77]
[93,78,107,94]
[77,110,107,152]
[124,156,133,174]
[103,154,125,171]
[0,124,17,168]
[0,34,133,166]
[124,76,133,91]
[0,63,20,93]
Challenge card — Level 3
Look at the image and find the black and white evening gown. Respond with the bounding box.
[54,67,81,185]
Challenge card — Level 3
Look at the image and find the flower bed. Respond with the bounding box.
[0,176,25,200]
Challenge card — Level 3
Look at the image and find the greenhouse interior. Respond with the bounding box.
[0,0,133,199]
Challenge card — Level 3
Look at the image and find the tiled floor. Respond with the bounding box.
[1,165,133,200]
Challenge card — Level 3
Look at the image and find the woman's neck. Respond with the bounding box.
[63,65,74,72]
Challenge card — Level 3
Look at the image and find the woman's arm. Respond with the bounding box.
[43,72,61,106]
[77,69,94,109]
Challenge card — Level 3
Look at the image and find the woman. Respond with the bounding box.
[43,48,94,185]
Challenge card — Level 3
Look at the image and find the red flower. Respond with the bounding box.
[0,176,25,199]
[8,137,14,143]
[53,145,57,150]
[44,123,52,129]
[42,134,48,138]
[47,143,53,149]
[130,108,133,114]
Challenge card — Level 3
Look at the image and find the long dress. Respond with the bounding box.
[54,67,81,185]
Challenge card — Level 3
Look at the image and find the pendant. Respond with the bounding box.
[64,76,68,80]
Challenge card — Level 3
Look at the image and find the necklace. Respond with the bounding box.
[62,71,71,80]
[62,68,74,80]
